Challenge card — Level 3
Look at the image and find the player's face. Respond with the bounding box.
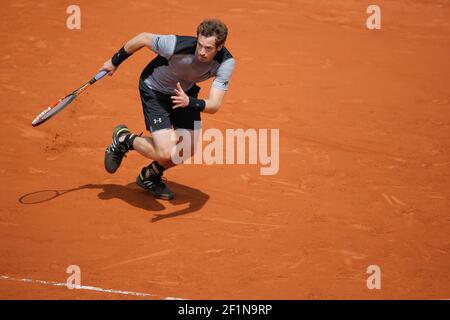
[196,35,223,63]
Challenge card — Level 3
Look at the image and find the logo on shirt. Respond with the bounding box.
[154,118,162,124]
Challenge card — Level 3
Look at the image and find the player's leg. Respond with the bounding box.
[135,83,201,167]
[163,83,202,168]
[104,79,172,174]
[135,86,202,200]
[134,128,178,200]
[132,128,177,163]
[134,128,197,170]
[135,128,198,200]
[132,85,181,199]
[104,81,201,199]
[158,128,199,169]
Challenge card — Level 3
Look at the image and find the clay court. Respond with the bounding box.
[1,0,449,299]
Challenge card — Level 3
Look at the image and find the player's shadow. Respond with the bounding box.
[18,181,209,223]
[92,181,210,222]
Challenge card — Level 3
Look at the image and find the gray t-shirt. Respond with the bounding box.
[140,34,235,95]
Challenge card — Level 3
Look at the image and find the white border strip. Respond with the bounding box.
[0,275,186,300]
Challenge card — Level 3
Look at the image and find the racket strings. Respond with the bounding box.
[32,95,76,126]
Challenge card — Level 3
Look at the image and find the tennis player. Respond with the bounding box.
[100,19,235,200]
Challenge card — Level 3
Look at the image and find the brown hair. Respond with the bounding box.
[196,19,228,47]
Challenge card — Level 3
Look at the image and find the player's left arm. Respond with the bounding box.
[205,57,235,114]
[202,86,226,114]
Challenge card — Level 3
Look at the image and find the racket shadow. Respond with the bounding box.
[18,181,210,222]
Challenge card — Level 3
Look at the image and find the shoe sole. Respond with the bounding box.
[135,175,174,200]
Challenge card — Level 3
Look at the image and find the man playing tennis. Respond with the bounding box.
[100,19,235,200]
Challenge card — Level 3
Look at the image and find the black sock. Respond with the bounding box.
[145,161,165,178]
[118,133,137,151]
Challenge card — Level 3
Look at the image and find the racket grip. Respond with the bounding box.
[94,69,108,81]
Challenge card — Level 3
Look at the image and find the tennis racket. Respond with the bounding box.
[31,69,108,127]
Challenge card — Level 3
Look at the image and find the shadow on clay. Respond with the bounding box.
[18,181,209,223]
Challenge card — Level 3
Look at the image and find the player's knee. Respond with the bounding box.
[156,148,173,162]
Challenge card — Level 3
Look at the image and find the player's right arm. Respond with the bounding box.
[100,32,156,76]
[124,32,155,53]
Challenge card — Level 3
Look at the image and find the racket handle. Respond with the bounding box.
[90,69,108,84]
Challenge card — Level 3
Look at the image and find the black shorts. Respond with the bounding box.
[139,78,202,132]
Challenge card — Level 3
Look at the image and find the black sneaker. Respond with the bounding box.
[136,168,175,200]
[104,124,134,174]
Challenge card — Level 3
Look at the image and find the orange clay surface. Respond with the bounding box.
[1,0,450,299]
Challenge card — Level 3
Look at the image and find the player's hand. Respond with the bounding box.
[100,59,117,76]
[171,82,189,109]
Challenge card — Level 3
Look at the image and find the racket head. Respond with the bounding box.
[32,94,77,127]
